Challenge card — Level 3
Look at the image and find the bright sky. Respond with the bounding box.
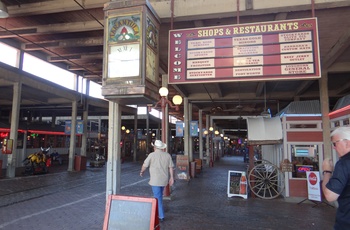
[0,42,179,122]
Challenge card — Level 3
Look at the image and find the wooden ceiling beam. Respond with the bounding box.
[84,75,101,79]
[7,0,106,16]
[48,53,103,62]
[333,81,350,95]
[322,28,350,70]
[23,37,103,51]
[214,83,223,98]
[0,21,103,38]
[295,80,315,96]
[255,82,264,97]
[67,64,101,71]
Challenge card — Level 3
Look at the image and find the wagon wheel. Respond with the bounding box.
[248,160,285,199]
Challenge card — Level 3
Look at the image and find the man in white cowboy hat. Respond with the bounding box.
[140,140,174,222]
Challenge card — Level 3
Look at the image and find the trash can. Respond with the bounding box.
[74,156,87,171]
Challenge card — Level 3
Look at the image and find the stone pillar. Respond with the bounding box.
[68,100,77,171]
[199,109,203,159]
[6,82,21,178]
[319,71,331,159]
[106,101,122,198]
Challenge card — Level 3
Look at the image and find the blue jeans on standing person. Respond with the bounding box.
[152,186,165,219]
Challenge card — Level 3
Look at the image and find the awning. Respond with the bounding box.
[246,117,283,145]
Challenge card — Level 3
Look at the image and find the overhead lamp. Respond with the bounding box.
[172,95,183,106]
[158,87,168,97]
[0,1,9,18]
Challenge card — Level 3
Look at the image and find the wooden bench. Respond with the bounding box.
[194,158,202,174]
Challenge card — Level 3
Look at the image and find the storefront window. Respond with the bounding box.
[291,144,319,178]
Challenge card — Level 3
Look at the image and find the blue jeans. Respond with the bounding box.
[151,186,165,219]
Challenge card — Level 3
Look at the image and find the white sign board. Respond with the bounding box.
[306,171,321,202]
[227,170,248,199]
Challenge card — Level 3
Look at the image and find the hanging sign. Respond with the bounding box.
[169,18,320,84]
[190,121,198,137]
[65,120,84,135]
[176,121,184,137]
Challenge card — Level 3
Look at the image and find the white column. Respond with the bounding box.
[68,100,77,171]
[183,97,189,156]
[199,109,203,159]
[6,82,21,178]
[188,102,193,161]
[319,71,331,159]
[81,108,88,157]
[106,101,122,198]
[133,114,138,162]
[206,114,210,165]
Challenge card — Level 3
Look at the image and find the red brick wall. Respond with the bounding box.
[289,179,307,197]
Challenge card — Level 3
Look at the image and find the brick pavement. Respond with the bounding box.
[0,156,336,230]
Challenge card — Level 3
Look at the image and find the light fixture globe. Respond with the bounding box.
[172,95,182,105]
[126,129,130,134]
[209,127,214,132]
[121,126,126,130]
[159,87,169,97]
[0,1,9,18]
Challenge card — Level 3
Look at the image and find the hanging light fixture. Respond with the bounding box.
[0,1,9,18]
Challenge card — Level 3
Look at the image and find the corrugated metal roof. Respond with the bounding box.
[277,100,321,115]
[332,94,350,111]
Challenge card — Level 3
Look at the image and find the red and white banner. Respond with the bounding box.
[168,18,320,84]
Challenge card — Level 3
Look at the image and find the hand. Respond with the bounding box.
[140,171,143,177]
[322,158,334,171]
[169,177,174,186]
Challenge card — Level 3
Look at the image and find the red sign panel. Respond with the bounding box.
[168,18,320,84]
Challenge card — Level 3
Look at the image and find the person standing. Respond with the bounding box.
[140,140,174,222]
[322,127,350,229]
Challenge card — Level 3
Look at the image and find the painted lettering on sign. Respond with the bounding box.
[168,18,320,83]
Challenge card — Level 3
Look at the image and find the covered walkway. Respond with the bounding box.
[0,156,335,230]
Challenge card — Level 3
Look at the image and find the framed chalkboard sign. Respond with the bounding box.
[103,195,159,230]
[227,170,248,199]
[175,155,190,181]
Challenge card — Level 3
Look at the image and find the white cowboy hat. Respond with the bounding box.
[152,140,167,149]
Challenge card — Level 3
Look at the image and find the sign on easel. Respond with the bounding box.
[1,139,13,154]
[227,170,248,199]
[103,195,159,230]
[175,155,190,181]
[306,171,321,202]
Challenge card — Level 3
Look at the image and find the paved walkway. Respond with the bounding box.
[0,156,336,230]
